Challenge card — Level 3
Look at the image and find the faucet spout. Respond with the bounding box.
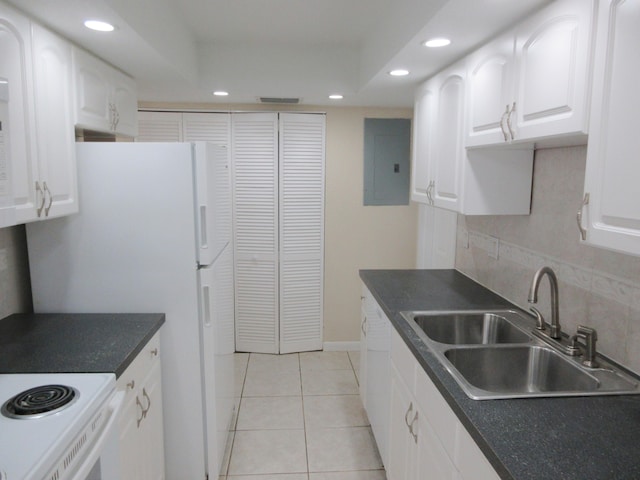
[528,266,561,339]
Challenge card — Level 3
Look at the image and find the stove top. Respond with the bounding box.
[0,373,115,480]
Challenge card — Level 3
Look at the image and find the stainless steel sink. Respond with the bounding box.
[408,311,531,345]
[444,346,600,399]
[400,309,640,400]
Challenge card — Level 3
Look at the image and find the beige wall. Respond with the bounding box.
[142,102,420,343]
[455,145,640,374]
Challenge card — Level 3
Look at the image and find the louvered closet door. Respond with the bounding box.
[279,113,325,353]
[183,112,231,145]
[232,113,279,353]
[136,111,183,141]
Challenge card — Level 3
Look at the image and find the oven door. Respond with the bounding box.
[69,391,125,480]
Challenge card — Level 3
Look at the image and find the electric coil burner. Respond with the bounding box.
[2,384,78,419]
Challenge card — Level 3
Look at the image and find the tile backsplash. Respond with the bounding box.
[456,145,640,374]
[0,225,32,318]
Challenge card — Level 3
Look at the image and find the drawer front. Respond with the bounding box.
[116,331,161,395]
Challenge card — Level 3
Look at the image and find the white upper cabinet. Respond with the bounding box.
[29,23,77,221]
[432,65,465,212]
[73,46,138,137]
[513,0,595,142]
[465,0,595,147]
[0,2,37,226]
[466,35,516,147]
[580,0,640,257]
[412,61,534,215]
[410,82,436,204]
[0,5,76,225]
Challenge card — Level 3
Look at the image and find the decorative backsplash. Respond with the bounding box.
[0,225,32,319]
[455,145,640,374]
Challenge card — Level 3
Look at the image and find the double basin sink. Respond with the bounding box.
[400,309,639,400]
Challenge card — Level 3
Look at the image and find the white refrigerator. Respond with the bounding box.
[26,142,235,480]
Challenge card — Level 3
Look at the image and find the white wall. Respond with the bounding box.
[456,145,640,374]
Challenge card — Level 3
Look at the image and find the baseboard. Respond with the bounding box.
[323,341,360,351]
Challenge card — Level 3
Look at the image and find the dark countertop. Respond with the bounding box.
[360,269,640,480]
[0,313,165,379]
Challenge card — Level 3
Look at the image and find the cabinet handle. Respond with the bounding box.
[136,396,145,427]
[361,317,367,336]
[150,348,158,357]
[577,193,590,241]
[410,411,419,444]
[404,402,414,429]
[126,380,135,390]
[426,181,435,205]
[43,181,53,216]
[500,104,510,142]
[506,102,516,141]
[35,181,46,217]
[142,387,151,418]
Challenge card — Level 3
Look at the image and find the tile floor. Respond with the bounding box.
[219,351,387,480]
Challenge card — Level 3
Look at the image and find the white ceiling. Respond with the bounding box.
[9,0,551,107]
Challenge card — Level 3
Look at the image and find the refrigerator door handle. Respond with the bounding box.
[199,205,208,250]
[202,285,212,327]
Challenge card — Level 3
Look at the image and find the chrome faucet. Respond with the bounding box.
[528,266,561,339]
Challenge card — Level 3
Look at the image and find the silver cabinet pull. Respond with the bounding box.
[500,104,510,142]
[136,396,145,427]
[126,380,135,390]
[361,317,367,336]
[43,181,53,216]
[410,411,419,444]
[150,348,158,357]
[577,193,590,241]
[506,102,516,141]
[35,181,46,217]
[426,180,435,205]
[142,387,151,418]
[404,402,413,429]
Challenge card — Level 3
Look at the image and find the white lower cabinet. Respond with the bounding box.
[361,286,391,467]
[117,332,165,480]
[386,327,500,480]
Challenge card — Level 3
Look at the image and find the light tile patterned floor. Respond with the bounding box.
[219,351,387,480]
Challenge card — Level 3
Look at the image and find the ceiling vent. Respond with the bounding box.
[259,97,300,104]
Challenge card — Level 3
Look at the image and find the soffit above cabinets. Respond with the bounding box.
[8,0,551,107]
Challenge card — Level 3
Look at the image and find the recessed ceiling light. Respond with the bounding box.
[424,37,451,48]
[213,91,229,96]
[329,94,343,100]
[389,69,410,77]
[84,20,115,32]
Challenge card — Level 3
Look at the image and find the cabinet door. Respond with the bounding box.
[118,382,144,480]
[513,0,595,140]
[31,24,77,220]
[112,68,138,137]
[73,47,111,131]
[365,299,391,467]
[415,410,459,480]
[0,3,38,224]
[232,112,279,353]
[278,113,325,353]
[433,69,464,212]
[387,363,416,480]
[137,111,183,142]
[140,360,165,480]
[183,112,231,145]
[466,35,515,147]
[582,0,640,256]
[359,288,369,408]
[410,81,436,204]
